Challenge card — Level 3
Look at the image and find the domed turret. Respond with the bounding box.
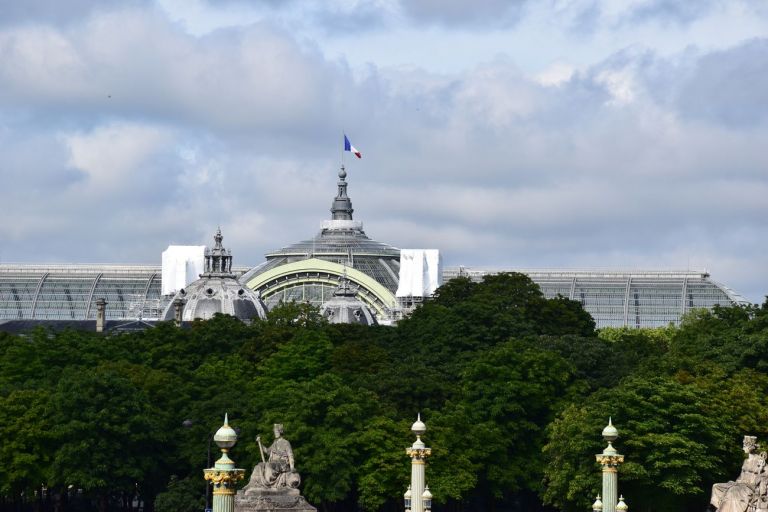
[163,229,267,322]
[320,273,377,325]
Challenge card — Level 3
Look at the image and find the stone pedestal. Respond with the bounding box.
[234,488,316,512]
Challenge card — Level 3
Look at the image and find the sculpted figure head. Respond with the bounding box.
[274,423,284,438]
[743,436,759,454]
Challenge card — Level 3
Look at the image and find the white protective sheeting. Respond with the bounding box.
[396,249,443,297]
[161,245,206,296]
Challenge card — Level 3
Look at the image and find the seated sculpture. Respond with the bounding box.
[243,424,301,494]
[711,436,767,512]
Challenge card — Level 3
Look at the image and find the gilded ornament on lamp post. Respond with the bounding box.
[595,418,624,512]
[204,414,245,512]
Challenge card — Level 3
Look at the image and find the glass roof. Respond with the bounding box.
[266,225,400,259]
[443,267,749,328]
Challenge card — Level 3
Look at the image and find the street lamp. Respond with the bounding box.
[595,418,624,512]
[203,414,245,512]
[404,485,412,512]
[405,414,432,512]
[183,419,240,512]
[421,486,432,512]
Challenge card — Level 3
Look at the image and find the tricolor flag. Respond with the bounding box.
[344,134,362,159]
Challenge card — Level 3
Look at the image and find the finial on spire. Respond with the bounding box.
[331,166,354,220]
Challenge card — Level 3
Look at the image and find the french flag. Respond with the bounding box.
[344,134,362,159]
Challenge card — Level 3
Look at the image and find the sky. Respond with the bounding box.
[1,0,767,302]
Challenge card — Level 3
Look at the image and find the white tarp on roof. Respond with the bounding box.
[396,249,442,297]
[161,245,206,296]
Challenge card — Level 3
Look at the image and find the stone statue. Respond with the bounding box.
[711,436,768,512]
[236,424,315,512]
[244,424,300,492]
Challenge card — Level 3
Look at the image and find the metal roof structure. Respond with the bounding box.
[0,263,249,322]
[0,264,165,321]
[0,263,750,329]
[443,267,749,328]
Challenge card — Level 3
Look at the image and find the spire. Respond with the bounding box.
[203,228,234,276]
[333,269,357,298]
[330,166,354,220]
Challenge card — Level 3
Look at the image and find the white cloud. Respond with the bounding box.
[65,122,175,191]
[535,62,576,86]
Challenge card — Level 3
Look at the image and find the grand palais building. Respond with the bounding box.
[0,168,748,330]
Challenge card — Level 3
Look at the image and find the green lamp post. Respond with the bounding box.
[204,414,245,512]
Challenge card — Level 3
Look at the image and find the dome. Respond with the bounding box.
[320,274,378,325]
[240,166,401,293]
[240,167,401,321]
[163,229,267,322]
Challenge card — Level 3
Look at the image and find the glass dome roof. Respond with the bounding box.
[240,167,402,293]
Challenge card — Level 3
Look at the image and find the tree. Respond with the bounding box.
[154,475,205,512]
[542,375,735,512]
[669,303,768,374]
[429,339,576,508]
[48,363,173,512]
[0,389,53,502]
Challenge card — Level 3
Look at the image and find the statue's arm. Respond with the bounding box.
[256,435,266,459]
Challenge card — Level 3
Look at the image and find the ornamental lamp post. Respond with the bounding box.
[404,485,412,512]
[595,418,624,512]
[592,494,603,511]
[405,414,432,512]
[203,414,245,512]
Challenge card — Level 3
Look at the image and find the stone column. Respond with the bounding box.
[204,414,245,512]
[405,415,431,512]
[595,419,624,512]
[95,298,107,333]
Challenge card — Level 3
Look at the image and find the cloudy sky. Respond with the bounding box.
[1,0,767,302]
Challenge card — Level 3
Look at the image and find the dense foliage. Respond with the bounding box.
[0,272,766,512]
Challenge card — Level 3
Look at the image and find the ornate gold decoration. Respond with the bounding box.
[406,448,432,459]
[595,454,625,467]
[204,468,245,495]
